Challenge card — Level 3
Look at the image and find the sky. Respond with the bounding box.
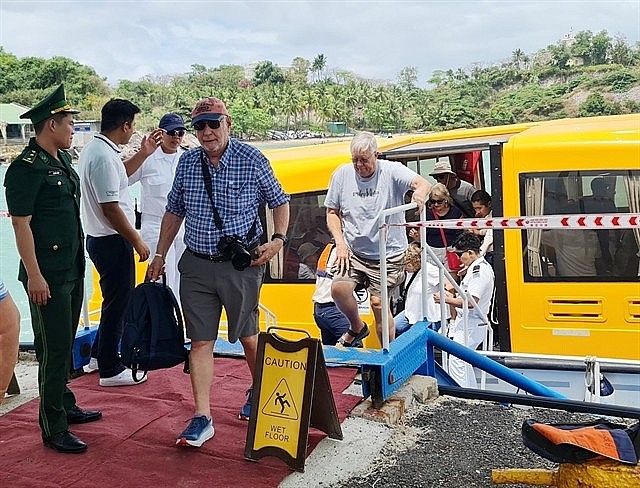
[1,0,639,87]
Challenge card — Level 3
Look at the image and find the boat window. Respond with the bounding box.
[521,170,640,281]
[265,191,330,283]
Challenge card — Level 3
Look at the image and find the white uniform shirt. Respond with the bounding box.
[79,134,134,237]
[454,256,494,324]
[128,146,184,218]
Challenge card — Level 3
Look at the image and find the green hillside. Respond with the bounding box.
[1,29,638,137]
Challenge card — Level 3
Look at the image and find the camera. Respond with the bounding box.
[218,235,252,271]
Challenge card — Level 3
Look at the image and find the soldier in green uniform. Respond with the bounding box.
[3,84,102,453]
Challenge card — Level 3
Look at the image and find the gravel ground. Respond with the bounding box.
[331,396,636,488]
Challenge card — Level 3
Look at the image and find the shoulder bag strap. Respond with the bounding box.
[200,150,258,242]
[401,271,418,300]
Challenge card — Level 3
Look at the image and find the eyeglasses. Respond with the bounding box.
[192,117,226,131]
[352,155,374,165]
[433,174,449,181]
[165,129,186,137]
[429,199,445,205]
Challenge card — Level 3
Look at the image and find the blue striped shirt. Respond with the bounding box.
[167,139,289,255]
[0,278,8,301]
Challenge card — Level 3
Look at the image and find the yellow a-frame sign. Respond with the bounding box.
[244,329,343,472]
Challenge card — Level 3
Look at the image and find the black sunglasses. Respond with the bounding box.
[434,174,449,180]
[429,199,445,205]
[166,129,186,137]
[193,118,225,131]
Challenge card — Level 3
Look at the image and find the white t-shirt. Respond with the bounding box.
[79,134,134,237]
[312,244,336,304]
[324,159,417,260]
[404,263,450,324]
[128,146,184,218]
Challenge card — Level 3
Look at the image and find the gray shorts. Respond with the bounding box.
[178,250,264,342]
[332,252,405,297]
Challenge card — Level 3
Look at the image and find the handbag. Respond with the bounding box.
[433,209,463,271]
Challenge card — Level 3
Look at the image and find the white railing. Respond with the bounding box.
[378,203,493,373]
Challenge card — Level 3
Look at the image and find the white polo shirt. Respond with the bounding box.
[79,134,134,237]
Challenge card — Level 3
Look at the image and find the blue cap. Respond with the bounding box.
[159,113,186,132]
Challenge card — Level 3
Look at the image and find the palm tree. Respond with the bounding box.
[312,54,327,83]
[512,48,525,68]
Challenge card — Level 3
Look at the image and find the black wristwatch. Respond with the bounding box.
[271,233,288,245]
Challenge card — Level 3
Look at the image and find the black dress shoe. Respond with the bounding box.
[43,430,87,453]
[67,406,102,424]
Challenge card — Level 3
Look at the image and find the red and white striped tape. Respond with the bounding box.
[389,214,640,230]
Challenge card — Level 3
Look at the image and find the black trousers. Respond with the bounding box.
[86,234,135,378]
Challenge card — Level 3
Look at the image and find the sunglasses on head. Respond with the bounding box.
[165,129,186,137]
[192,117,225,131]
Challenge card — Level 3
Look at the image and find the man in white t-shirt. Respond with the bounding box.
[79,99,162,387]
[129,113,186,299]
[325,131,431,345]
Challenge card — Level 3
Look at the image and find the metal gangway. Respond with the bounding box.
[323,202,640,419]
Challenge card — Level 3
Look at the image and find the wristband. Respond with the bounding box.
[271,233,288,245]
[154,253,165,261]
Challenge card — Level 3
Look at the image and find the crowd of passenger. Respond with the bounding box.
[3,83,629,459]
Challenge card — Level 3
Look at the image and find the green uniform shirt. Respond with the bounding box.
[3,138,85,285]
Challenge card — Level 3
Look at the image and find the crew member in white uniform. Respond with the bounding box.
[128,113,186,298]
[434,233,494,388]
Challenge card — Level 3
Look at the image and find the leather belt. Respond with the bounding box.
[314,302,335,309]
[186,248,229,262]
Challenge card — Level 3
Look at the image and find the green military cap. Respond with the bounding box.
[20,83,79,126]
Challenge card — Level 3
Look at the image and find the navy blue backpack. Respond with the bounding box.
[121,277,189,381]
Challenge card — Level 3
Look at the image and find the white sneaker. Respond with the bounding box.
[83,358,99,374]
[99,369,147,387]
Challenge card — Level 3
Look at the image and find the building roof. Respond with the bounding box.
[0,103,31,124]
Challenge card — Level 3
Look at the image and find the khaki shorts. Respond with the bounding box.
[332,252,405,297]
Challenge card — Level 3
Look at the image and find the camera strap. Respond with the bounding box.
[200,151,258,242]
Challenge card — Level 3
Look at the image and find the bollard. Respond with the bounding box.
[492,459,640,487]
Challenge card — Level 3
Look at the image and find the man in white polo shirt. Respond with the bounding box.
[79,99,162,386]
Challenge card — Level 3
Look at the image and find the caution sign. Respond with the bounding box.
[262,378,300,420]
[245,329,342,472]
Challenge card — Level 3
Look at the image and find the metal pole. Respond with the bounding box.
[377,202,417,352]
